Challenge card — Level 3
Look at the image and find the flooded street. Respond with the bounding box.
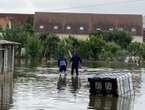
[2,63,145,110]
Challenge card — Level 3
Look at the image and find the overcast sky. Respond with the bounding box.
[0,0,145,15]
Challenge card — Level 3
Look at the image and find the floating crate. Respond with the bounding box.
[88,72,134,96]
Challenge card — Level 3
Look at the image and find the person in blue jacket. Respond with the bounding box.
[70,51,82,76]
[58,55,67,74]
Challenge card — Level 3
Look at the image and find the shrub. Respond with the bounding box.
[25,35,43,58]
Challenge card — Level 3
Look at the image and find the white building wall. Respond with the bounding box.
[57,34,143,42]
[132,36,143,43]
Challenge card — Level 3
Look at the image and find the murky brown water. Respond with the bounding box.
[1,64,145,110]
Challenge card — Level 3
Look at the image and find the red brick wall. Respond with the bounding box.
[0,13,33,28]
[0,17,9,28]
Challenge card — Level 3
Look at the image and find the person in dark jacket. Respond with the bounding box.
[70,51,82,76]
[58,56,67,74]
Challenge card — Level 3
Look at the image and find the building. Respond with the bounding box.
[0,12,143,42]
[34,12,143,42]
[0,40,19,76]
[0,40,17,109]
[0,13,33,29]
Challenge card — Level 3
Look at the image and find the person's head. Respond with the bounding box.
[72,49,77,55]
[72,51,78,57]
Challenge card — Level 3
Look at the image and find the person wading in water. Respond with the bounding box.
[70,51,82,76]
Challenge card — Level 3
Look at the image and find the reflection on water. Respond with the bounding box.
[57,75,67,91]
[0,76,13,110]
[69,76,81,95]
[131,70,142,95]
[88,96,134,110]
[57,75,81,95]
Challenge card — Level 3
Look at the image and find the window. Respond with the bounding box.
[96,27,101,31]
[131,28,136,32]
[66,26,71,30]
[39,25,44,29]
[53,25,59,30]
[80,26,84,31]
[109,28,113,31]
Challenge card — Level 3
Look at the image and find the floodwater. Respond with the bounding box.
[1,63,145,110]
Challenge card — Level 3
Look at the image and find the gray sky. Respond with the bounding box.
[0,0,145,15]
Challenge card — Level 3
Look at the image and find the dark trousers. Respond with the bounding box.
[59,65,66,72]
[71,65,79,76]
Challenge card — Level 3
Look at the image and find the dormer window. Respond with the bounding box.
[53,25,59,30]
[131,28,136,32]
[96,27,101,31]
[109,28,113,31]
[39,25,44,29]
[80,26,84,31]
[66,26,71,30]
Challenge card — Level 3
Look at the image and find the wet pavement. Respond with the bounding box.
[1,65,145,110]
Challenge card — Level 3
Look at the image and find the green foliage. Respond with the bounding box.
[2,20,144,65]
[89,30,103,37]
[2,22,31,48]
[58,40,68,57]
[25,35,43,58]
[2,16,34,46]
[64,36,80,49]
[77,40,90,59]
[140,43,145,60]
[57,36,81,59]
[115,49,129,61]
[127,42,142,56]
[105,42,121,54]
[88,35,106,59]
[90,30,132,49]
[104,30,132,49]
[40,33,60,59]
[24,16,33,33]
[102,42,121,61]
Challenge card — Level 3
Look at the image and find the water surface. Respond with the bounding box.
[1,64,145,110]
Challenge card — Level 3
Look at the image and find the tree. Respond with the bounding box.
[2,23,30,57]
[127,42,142,56]
[88,35,106,59]
[103,30,132,49]
[40,33,60,59]
[140,43,145,60]
[77,40,90,59]
[24,16,33,33]
[2,23,28,47]
[102,42,121,61]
